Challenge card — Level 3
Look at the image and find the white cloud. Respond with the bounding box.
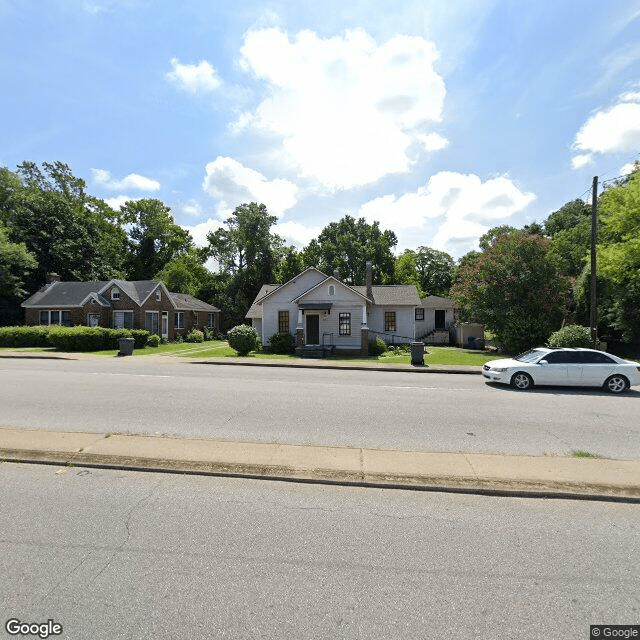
[181,218,224,248]
[180,199,205,217]
[416,132,449,152]
[202,156,298,218]
[92,168,160,191]
[274,220,323,248]
[358,171,535,254]
[236,27,446,190]
[571,153,594,170]
[572,92,640,166]
[166,57,221,94]
[621,161,639,175]
[104,195,139,210]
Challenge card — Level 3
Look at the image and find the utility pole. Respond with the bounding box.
[590,176,598,347]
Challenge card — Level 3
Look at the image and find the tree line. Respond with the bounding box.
[1,160,639,352]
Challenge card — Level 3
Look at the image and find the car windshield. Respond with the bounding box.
[515,349,546,363]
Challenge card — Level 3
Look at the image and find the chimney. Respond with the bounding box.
[365,261,372,300]
[333,269,340,280]
[47,273,61,284]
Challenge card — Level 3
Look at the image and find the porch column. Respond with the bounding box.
[361,304,369,355]
[296,309,304,349]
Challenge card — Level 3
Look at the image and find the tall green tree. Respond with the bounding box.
[303,215,397,285]
[122,199,193,280]
[394,250,424,296]
[2,162,128,293]
[275,246,304,284]
[154,248,213,297]
[414,246,455,296]
[206,202,284,329]
[451,232,567,354]
[590,171,640,343]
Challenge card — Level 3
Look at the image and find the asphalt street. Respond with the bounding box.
[0,357,638,458]
[0,462,638,640]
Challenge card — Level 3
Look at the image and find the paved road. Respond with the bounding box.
[0,462,637,640]
[0,357,639,458]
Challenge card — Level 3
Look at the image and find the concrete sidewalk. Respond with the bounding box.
[1,427,638,501]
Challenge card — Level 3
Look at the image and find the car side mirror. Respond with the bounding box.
[539,360,548,366]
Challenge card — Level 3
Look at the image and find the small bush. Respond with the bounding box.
[174,334,184,344]
[130,329,150,349]
[369,337,387,356]
[227,324,260,356]
[269,332,296,354]
[186,329,204,343]
[547,325,592,348]
[0,326,50,348]
[147,334,161,347]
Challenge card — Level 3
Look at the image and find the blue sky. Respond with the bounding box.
[2,0,639,260]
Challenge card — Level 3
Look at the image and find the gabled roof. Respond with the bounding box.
[254,267,327,306]
[170,292,220,312]
[23,279,217,312]
[246,284,280,318]
[352,285,421,306]
[22,281,110,307]
[292,276,369,303]
[421,295,455,309]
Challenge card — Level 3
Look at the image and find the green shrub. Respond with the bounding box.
[44,327,150,352]
[269,332,296,354]
[174,334,183,344]
[147,334,161,347]
[547,325,592,348]
[185,329,205,343]
[130,329,150,349]
[47,326,104,351]
[227,324,260,356]
[369,337,387,356]
[0,326,50,348]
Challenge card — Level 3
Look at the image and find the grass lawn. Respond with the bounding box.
[1,341,500,366]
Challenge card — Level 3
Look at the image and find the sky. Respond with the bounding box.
[2,0,640,261]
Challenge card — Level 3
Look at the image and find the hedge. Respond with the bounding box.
[0,326,50,348]
[0,326,150,351]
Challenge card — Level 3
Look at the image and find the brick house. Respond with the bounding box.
[22,275,220,342]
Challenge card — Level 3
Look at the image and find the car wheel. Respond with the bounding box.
[510,372,533,390]
[604,375,629,394]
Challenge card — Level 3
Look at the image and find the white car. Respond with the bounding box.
[482,347,640,393]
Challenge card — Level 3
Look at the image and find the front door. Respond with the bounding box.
[435,310,446,330]
[306,314,320,345]
[161,312,168,341]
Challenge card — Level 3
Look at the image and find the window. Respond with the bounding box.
[156,289,161,301]
[193,312,198,325]
[111,288,120,300]
[145,311,159,335]
[415,308,424,321]
[339,312,351,336]
[278,310,289,333]
[175,312,184,329]
[87,314,100,327]
[113,311,133,329]
[39,310,71,326]
[208,313,216,329]
[384,311,396,332]
[328,285,335,296]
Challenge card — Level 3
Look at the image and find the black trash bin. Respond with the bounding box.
[411,341,425,365]
[118,337,135,356]
[467,336,477,349]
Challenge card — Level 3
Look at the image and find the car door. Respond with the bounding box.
[535,351,569,385]
[579,351,618,386]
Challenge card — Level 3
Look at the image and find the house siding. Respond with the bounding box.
[367,306,415,344]
[259,270,326,345]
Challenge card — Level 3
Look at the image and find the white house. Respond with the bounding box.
[246,263,421,355]
[414,295,456,342]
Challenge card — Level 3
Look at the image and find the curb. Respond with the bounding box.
[2,447,638,503]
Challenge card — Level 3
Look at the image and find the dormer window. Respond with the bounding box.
[328,285,335,296]
[156,289,161,301]
[111,288,120,300]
